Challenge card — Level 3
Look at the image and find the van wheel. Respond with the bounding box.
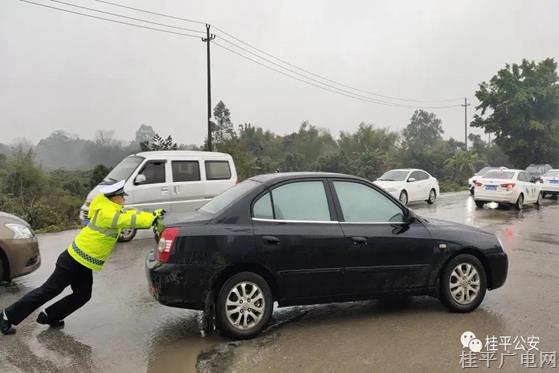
[118,229,137,242]
[440,254,487,313]
[216,272,273,339]
[475,200,485,208]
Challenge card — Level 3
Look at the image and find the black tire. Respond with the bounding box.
[399,190,408,206]
[515,194,524,210]
[440,254,487,313]
[118,228,137,242]
[216,272,273,339]
[0,255,5,282]
[426,189,437,204]
[474,200,485,208]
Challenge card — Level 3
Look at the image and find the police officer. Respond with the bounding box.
[1,180,164,335]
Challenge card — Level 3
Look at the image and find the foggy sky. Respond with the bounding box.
[1,0,558,147]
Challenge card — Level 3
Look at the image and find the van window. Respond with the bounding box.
[205,161,231,180]
[172,161,200,182]
[138,161,166,184]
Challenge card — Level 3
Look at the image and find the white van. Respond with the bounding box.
[79,150,238,241]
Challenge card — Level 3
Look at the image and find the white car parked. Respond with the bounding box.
[474,169,542,209]
[541,169,559,198]
[374,169,440,205]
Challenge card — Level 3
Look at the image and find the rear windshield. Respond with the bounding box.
[483,171,515,180]
[476,167,495,175]
[199,180,259,214]
[544,170,559,177]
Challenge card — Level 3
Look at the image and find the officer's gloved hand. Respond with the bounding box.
[153,209,166,218]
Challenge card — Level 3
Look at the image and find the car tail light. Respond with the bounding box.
[475,181,483,187]
[500,183,516,190]
[157,227,179,263]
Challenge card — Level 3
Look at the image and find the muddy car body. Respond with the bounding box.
[0,212,41,281]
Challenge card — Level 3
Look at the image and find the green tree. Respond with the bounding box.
[444,150,484,182]
[402,110,444,150]
[90,164,110,188]
[472,58,559,167]
[213,101,236,145]
[140,134,178,151]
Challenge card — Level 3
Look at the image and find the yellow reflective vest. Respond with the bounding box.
[68,193,156,271]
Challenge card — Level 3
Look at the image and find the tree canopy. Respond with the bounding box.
[472,58,559,167]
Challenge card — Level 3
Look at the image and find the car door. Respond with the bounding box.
[251,180,346,301]
[407,171,424,202]
[519,171,538,202]
[168,160,208,213]
[126,159,171,212]
[330,179,435,295]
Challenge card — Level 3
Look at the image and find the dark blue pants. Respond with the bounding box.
[5,250,92,325]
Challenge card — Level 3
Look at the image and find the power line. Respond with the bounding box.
[95,0,206,25]
[50,0,205,34]
[214,41,460,109]
[214,34,459,109]
[212,25,464,104]
[92,1,463,105]
[19,0,202,38]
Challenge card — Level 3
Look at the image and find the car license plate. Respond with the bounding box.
[485,185,497,191]
[551,180,559,184]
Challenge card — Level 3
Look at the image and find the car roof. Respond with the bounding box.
[384,168,426,172]
[133,150,232,159]
[249,172,369,186]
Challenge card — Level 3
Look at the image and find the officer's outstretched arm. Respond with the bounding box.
[97,210,155,230]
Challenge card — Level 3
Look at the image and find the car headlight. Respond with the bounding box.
[5,223,34,239]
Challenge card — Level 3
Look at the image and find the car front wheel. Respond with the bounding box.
[399,190,408,205]
[440,254,487,313]
[216,272,273,339]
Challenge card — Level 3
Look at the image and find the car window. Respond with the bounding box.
[104,156,144,183]
[200,180,260,214]
[172,161,200,182]
[333,181,405,223]
[138,160,166,184]
[271,181,331,221]
[205,161,231,180]
[410,171,425,181]
[253,193,274,219]
[517,172,527,182]
[544,170,559,177]
[483,170,515,180]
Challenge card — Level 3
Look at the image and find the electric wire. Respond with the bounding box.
[50,0,205,34]
[19,0,202,38]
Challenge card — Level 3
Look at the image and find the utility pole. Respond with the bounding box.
[461,97,470,150]
[202,24,215,151]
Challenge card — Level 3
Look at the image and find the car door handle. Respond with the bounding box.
[262,236,280,244]
[351,236,367,245]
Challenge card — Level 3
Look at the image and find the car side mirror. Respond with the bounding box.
[407,177,416,183]
[134,174,147,185]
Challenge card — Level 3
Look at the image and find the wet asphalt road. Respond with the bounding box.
[1,192,559,372]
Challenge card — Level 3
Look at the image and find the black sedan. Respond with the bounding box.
[146,172,508,339]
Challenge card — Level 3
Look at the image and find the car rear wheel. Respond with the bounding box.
[118,228,137,242]
[399,190,408,205]
[475,200,485,208]
[515,194,524,210]
[427,189,437,204]
[216,272,273,339]
[440,254,487,313]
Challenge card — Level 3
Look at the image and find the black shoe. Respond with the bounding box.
[1,310,16,335]
[36,311,65,329]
